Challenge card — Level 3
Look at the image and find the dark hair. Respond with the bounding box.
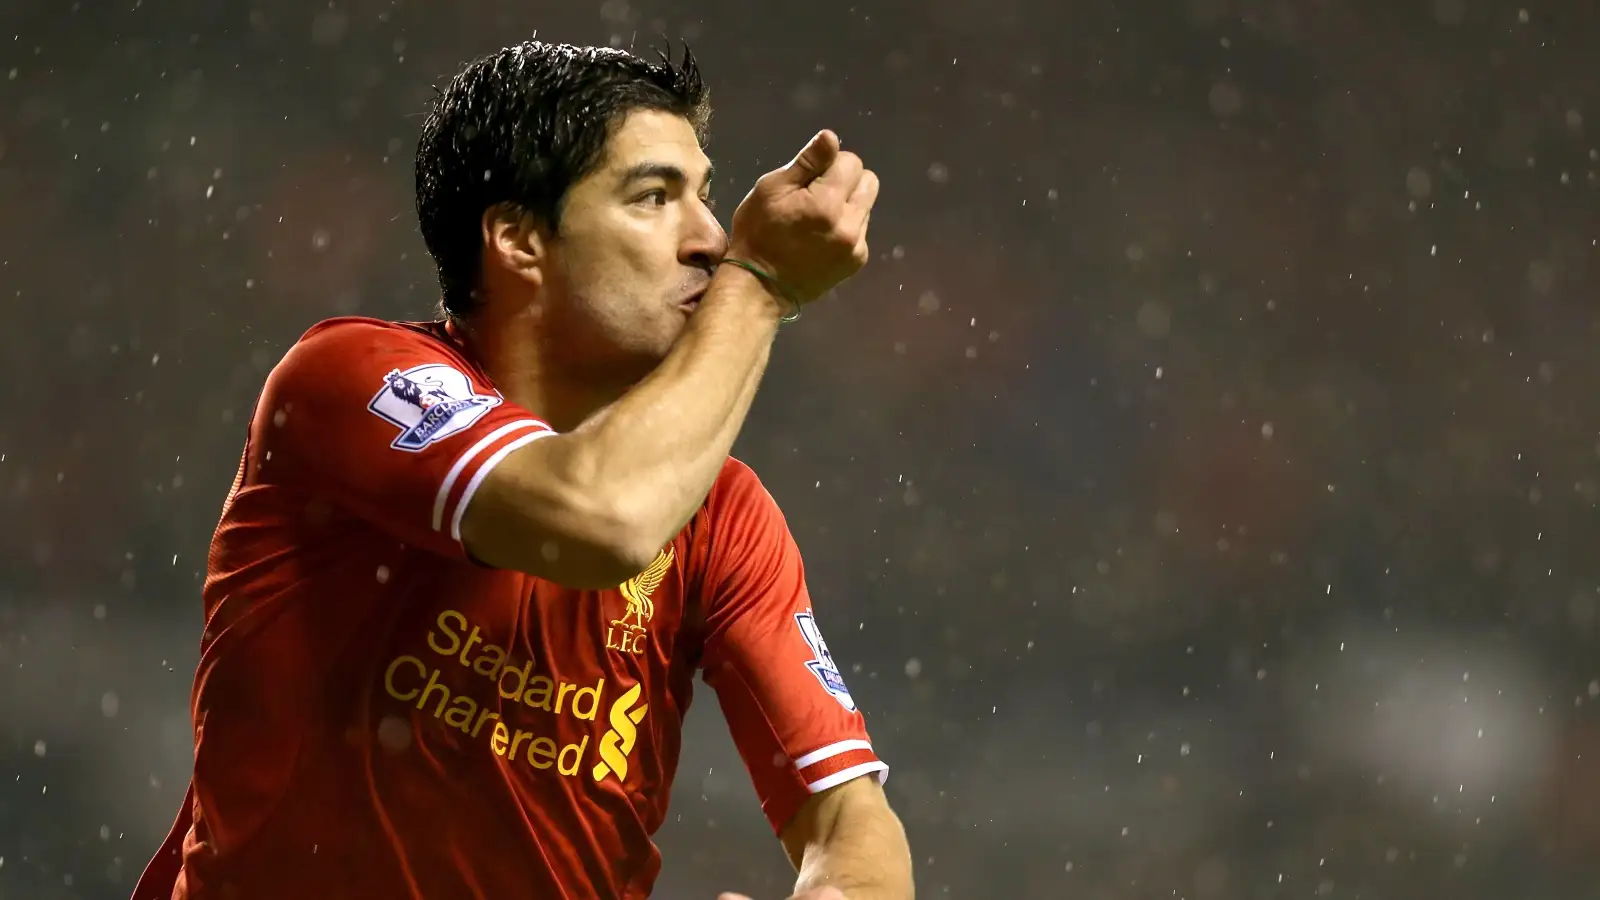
[415,41,710,316]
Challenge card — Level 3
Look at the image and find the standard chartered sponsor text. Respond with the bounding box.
[384,609,634,780]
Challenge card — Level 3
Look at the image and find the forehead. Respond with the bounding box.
[597,109,710,175]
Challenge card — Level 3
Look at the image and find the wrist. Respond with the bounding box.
[716,256,803,322]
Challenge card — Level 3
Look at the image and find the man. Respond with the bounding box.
[132,41,912,900]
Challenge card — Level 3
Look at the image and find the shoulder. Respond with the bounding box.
[706,456,778,518]
[714,456,762,490]
[288,316,457,364]
[699,457,794,553]
[692,458,803,603]
[269,317,479,390]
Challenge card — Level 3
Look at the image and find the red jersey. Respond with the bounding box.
[132,317,887,900]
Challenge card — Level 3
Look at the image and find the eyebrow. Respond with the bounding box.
[618,162,715,190]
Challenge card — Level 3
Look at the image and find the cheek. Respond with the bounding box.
[563,220,662,283]
[553,250,659,333]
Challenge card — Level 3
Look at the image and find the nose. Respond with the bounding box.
[679,198,728,271]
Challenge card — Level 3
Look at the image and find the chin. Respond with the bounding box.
[659,316,690,347]
[590,317,683,378]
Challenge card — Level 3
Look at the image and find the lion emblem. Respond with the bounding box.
[385,370,450,409]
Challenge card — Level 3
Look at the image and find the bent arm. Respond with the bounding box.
[460,264,783,587]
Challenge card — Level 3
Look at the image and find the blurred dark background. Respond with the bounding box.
[6,0,1600,897]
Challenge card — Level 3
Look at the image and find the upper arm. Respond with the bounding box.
[699,461,889,836]
[256,321,554,561]
[458,434,660,587]
[261,321,651,586]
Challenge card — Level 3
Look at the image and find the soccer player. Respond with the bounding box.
[131,41,911,900]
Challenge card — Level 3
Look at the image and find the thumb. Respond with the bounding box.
[716,894,755,900]
[778,129,840,185]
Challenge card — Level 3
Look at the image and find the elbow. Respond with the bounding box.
[527,540,659,592]
[544,436,681,582]
[470,518,658,592]
[489,490,659,590]
[547,486,670,586]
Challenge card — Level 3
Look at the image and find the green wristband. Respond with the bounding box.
[718,258,803,323]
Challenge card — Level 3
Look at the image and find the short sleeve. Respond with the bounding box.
[699,460,888,835]
[249,318,555,559]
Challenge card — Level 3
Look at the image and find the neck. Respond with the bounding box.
[449,306,622,434]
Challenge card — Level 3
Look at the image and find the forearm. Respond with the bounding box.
[566,264,781,545]
[462,264,785,584]
[792,801,914,900]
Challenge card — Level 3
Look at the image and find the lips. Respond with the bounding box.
[679,288,706,312]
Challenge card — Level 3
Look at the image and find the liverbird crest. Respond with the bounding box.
[616,547,673,628]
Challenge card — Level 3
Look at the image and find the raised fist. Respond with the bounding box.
[726,130,880,308]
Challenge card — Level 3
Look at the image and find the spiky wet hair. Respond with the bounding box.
[415,41,710,315]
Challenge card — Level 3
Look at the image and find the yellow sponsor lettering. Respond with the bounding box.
[558,736,589,776]
[471,642,507,677]
[386,609,642,783]
[441,693,478,732]
[498,659,534,700]
[487,720,588,774]
[527,737,558,770]
[428,609,522,680]
[384,655,426,702]
[570,680,603,721]
[425,610,467,657]
[470,707,499,738]
[524,674,554,711]
[416,666,453,719]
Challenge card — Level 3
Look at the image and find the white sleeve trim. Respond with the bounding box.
[805,761,889,794]
[793,739,874,770]
[448,429,558,541]
[431,419,548,533]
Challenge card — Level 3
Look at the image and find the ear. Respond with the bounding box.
[480,202,548,286]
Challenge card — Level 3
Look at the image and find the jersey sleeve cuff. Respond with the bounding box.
[794,739,889,792]
[763,739,889,834]
[429,419,554,541]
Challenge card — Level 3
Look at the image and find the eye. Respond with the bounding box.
[635,189,668,207]
[700,194,717,212]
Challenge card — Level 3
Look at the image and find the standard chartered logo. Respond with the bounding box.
[382,609,648,784]
[592,683,648,782]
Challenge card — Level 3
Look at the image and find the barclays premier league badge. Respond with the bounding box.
[368,364,501,451]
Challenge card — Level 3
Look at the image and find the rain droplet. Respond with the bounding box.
[376,716,412,752]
